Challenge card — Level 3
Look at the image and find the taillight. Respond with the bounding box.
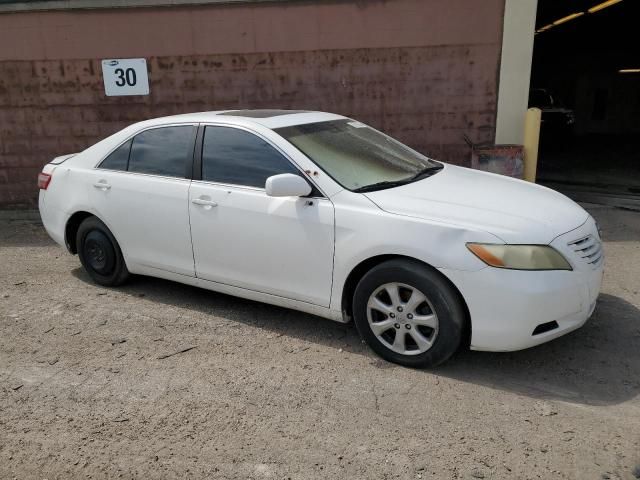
[38,172,52,190]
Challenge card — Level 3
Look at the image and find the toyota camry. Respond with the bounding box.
[38,110,603,367]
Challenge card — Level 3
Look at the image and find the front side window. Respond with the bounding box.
[201,126,300,188]
[128,126,195,178]
[275,119,442,192]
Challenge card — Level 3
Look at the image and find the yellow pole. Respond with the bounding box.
[523,107,542,182]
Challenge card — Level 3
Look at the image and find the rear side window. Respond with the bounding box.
[128,126,195,178]
[201,126,299,188]
[99,139,131,171]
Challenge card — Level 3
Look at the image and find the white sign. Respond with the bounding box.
[101,58,149,97]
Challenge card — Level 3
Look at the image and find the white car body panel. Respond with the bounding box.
[327,189,501,311]
[87,169,195,277]
[38,110,604,353]
[131,262,344,322]
[364,163,589,245]
[444,216,603,351]
[189,181,335,307]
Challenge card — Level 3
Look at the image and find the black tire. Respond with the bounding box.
[76,216,129,287]
[353,259,466,368]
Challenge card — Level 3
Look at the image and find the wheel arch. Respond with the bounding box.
[340,254,471,349]
[64,211,100,254]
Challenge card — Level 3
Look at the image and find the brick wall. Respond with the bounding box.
[0,0,504,208]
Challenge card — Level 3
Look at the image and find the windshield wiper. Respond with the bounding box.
[353,164,444,193]
[406,164,444,182]
[353,179,410,193]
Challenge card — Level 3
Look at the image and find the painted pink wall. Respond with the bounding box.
[1,0,503,60]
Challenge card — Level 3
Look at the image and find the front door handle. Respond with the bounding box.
[191,198,218,207]
[93,181,111,190]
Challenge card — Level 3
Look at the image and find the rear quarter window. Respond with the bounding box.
[98,139,132,171]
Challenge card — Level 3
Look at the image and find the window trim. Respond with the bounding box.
[194,122,327,198]
[96,122,199,181]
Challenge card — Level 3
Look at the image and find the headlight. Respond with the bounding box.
[466,243,572,271]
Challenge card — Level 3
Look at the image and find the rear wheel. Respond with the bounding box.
[76,216,129,286]
[353,259,465,368]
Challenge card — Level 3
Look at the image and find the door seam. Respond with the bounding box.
[186,180,198,277]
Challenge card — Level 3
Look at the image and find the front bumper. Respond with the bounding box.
[440,217,604,352]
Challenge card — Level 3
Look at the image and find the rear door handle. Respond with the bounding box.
[93,182,111,190]
[191,198,218,207]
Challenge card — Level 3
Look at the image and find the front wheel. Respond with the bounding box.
[353,259,466,368]
[76,216,129,287]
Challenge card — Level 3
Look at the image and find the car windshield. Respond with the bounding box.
[274,119,442,192]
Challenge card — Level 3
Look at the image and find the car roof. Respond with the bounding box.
[144,109,347,130]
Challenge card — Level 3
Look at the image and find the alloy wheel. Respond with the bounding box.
[366,282,439,355]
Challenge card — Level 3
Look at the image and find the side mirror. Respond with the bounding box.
[265,173,312,197]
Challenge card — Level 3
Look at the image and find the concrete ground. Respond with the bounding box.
[1,204,639,480]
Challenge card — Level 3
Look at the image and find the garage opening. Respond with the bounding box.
[531,0,640,202]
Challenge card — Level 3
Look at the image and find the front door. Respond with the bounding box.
[188,125,335,307]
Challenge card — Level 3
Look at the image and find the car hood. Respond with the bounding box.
[363,164,589,244]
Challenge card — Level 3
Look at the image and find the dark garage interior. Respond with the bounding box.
[531,0,640,199]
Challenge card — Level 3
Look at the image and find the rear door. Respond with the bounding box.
[88,124,197,276]
[188,125,335,306]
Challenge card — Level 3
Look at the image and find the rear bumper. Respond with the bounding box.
[440,217,604,352]
[39,190,67,249]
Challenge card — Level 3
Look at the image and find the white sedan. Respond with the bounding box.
[38,110,603,367]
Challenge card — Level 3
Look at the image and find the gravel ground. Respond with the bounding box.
[1,204,639,479]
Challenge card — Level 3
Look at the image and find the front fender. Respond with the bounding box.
[328,191,496,312]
